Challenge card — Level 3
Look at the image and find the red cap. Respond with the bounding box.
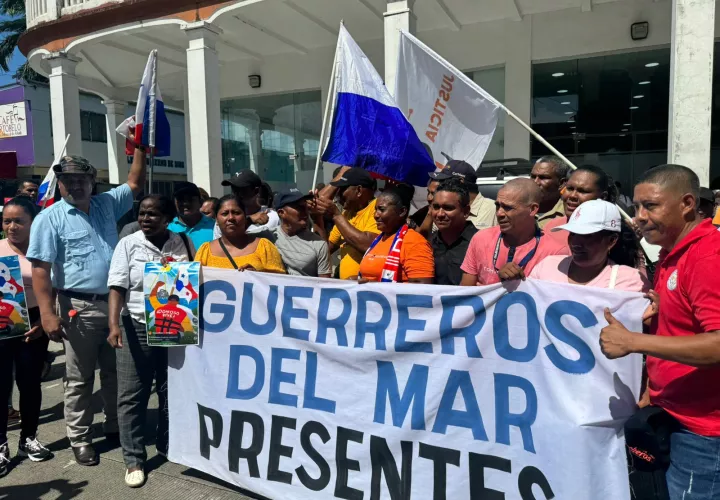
[68,310,77,318]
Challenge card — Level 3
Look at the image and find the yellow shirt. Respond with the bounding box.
[194,238,286,273]
[537,197,565,229]
[468,193,498,230]
[713,210,720,226]
[328,199,380,279]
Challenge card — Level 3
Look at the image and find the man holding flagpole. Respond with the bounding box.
[27,142,148,467]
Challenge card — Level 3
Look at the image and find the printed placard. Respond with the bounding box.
[0,255,31,340]
[144,261,200,346]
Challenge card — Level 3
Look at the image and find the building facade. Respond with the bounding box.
[18,0,720,195]
[0,83,188,194]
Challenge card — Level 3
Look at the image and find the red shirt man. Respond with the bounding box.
[646,219,720,435]
[600,164,720,500]
[154,295,187,337]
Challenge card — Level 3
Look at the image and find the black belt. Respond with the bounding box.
[58,290,109,302]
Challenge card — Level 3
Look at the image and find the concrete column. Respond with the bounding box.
[183,21,224,196]
[384,0,416,96]
[668,0,716,185]
[104,100,127,184]
[182,83,193,182]
[503,17,532,160]
[44,52,82,159]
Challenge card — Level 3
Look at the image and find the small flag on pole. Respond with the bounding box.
[36,166,57,208]
[321,25,434,186]
[37,134,70,208]
[116,50,171,157]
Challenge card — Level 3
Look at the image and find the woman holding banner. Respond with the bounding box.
[107,195,192,488]
[530,199,649,292]
[358,186,435,284]
[0,197,51,478]
[195,195,286,273]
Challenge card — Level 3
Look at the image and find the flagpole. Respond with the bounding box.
[498,104,634,223]
[148,50,158,194]
[43,134,70,209]
[311,29,341,192]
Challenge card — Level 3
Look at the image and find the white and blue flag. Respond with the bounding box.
[321,26,434,186]
[116,50,171,157]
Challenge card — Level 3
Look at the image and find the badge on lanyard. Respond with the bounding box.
[667,269,678,291]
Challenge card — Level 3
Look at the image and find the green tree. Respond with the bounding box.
[0,0,46,83]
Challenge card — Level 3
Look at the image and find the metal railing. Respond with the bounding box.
[26,0,126,29]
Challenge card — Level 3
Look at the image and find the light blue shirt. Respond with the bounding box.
[168,214,215,253]
[27,184,133,294]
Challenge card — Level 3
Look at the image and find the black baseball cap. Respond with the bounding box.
[53,155,97,178]
[429,160,478,185]
[273,187,312,210]
[699,187,714,204]
[173,181,201,200]
[222,170,262,190]
[330,167,375,188]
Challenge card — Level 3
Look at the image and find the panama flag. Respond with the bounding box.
[321,25,434,186]
[116,50,171,156]
[36,165,57,207]
[37,134,71,207]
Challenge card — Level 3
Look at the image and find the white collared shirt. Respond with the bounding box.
[108,230,191,324]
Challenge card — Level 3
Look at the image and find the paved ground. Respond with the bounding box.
[2,342,259,500]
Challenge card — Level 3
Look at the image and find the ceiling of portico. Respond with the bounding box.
[26,0,632,106]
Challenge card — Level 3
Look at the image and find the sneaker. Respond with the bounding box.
[7,408,20,425]
[0,442,9,477]
[125,468,146,488]
[17,436,52,462]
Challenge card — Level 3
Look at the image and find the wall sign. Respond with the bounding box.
[0,102,27,138]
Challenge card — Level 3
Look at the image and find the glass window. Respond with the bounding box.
[80,111,107,143]
[221,91,322,192]
[531,48,670,189]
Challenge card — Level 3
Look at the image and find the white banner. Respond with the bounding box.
[395,31,500,170]
[169,270,646,500]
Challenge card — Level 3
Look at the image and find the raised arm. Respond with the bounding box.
[126,146,147,196]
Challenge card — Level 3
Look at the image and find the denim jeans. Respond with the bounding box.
[666,428,720,500]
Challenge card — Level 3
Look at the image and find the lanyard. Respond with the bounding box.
[492,227,541,271]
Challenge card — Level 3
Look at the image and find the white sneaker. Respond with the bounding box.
[0,442,10,477]
[125,468,146,488]
[17,436,52,462]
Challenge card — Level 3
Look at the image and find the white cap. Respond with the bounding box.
[552,199,621,234]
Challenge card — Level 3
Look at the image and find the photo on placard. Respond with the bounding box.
[144,261,200,347]
[0,255,31,340]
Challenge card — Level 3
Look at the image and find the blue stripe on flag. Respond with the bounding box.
[141,96,172,157]
[321,92,434,186]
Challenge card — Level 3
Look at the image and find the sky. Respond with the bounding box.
[0,13,26,87]
[0,47,26,86]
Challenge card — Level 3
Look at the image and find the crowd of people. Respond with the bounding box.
[0,140,719,500]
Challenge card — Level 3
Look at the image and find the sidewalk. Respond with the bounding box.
[2,342,257,500]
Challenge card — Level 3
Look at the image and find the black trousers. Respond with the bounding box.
[0,334,50,444]
[116,315,168,469]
